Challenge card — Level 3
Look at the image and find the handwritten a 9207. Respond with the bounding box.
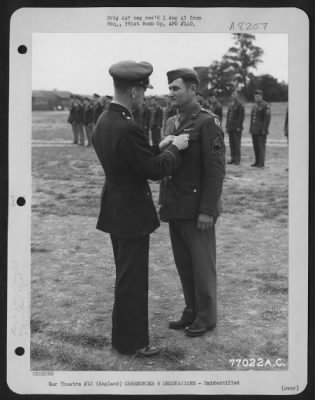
[229,22,268,31]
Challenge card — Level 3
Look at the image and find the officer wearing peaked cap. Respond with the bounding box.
[92,61,190,357]
[159,67,226,337]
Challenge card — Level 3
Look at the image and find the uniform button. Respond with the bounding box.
[168,176,172,180]
[193,188,197,193]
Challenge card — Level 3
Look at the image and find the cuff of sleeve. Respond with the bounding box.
[152,144,161,155]
[164,144,182,165]
[166,144,181,156]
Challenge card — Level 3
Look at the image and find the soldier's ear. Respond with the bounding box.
[190,83,197,94]
[130,87,137,99]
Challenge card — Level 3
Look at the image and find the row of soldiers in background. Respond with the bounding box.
[67,89,285,169]
[67,93,113,146]
[198,89,272,168]
[133,91,224,146]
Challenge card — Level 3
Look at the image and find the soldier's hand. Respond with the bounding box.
[172,134,190,150]
[159,135,175,150]
[197,214,215,230]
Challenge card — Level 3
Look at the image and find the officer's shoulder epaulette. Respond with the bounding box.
[120,111,145,137]
[120,111,137,127]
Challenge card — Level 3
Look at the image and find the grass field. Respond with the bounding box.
[31,103,288,371]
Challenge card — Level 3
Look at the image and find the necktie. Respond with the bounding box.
[174,112,181,130]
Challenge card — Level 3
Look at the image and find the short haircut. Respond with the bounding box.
[113,81,133,90]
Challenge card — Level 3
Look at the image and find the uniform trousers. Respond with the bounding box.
[110,234,149,354]
[252,134,267,166]
[73,122,85,145]
[228,130,242,163]
[169,219,217,328]
[71,122,78,144]
[84,123,94,146]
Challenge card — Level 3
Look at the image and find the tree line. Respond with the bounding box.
[196,34,288,103]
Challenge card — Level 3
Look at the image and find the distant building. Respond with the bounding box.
[32,90,72,111]
[32,91,51,110]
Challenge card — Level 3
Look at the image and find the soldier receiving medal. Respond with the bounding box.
[160,68,226,337]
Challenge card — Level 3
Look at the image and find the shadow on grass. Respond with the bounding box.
[46,330,111,349]
[31,247,50,253]
[133,344,198,370]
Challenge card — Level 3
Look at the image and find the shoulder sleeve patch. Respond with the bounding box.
[211,135,224,155]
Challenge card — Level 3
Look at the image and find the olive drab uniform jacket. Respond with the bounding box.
[249,101,271,135]
[92,102,182,238]
[226,100,245,132]
[159,102,226,221]
[93,102,104,124]
[83,103,94,125]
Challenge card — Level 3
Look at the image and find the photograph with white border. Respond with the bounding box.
[8,7,308,395]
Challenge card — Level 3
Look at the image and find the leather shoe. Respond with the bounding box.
[169,319,193,330]
[251,163,258,167]
[227,160,235,164]
[135,345,162,357]
[185,324,216,337]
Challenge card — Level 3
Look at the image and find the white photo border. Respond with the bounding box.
[8,7,309,395]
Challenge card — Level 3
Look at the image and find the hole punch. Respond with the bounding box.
[15,347,25,356]
[18,45,27,54]
[17,197,26,206]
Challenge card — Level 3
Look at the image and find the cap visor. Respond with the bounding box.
[146,83,153,89]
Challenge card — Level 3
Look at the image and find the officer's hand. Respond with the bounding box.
[172,134,190,150]
[197,214,214,230]
[159,135,175,150]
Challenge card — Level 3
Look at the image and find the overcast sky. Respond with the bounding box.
[32,33,288,96]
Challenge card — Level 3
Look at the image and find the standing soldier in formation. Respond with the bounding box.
[249,89,271,168]
[159,68,225,338]
[67,94,78,144]
[226,90,245,165]
[163,96,177,136]
[104,95,113,111]
[196,92,210,109]
[68,95,84,145]
[92,93,104,127]
[208,91,223,123]
[284,106,288,142]
[92,60,189,357]
[76,97,85,146]
[133,97,151,140]
[149,96,163,145]
[83,97,94,147]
